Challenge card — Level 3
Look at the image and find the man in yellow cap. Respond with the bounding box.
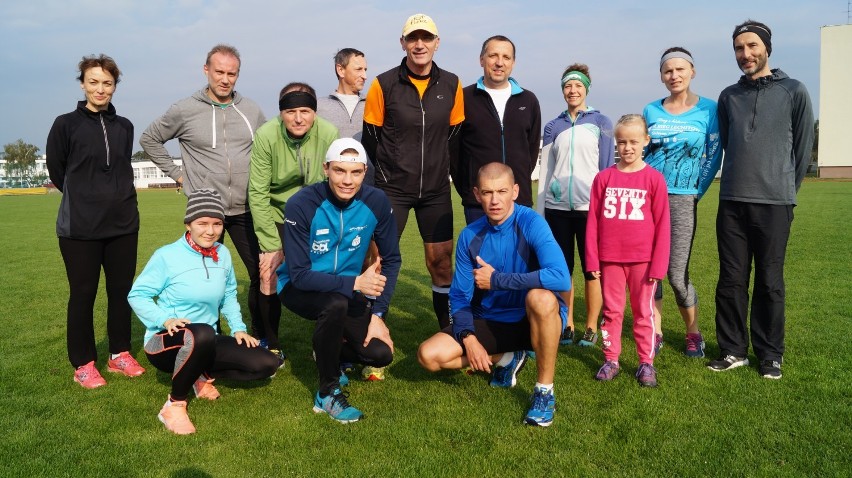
[362,14,464,338]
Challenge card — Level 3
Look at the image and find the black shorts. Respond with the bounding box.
[387,191,453,243]
[441,318,532,354]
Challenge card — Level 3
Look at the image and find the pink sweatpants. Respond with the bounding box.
[599,261,657,364]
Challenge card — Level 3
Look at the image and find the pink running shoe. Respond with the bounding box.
[193,377,220,400]
[158,398,196,435]
[74,361,107,389]
[107,352,146,377]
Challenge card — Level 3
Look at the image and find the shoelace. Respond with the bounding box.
[637,364,655,379]
[600,362,618,378]
[530,390,550,410]
[686,336,701,352]
[330,390,352,412]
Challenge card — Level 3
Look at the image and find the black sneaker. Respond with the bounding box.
[559,327,574,345]
[759,360,782,379]
[707,354,749,371]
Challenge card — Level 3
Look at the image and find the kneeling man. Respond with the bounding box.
[417,162,569,427]
[278,138,400,423]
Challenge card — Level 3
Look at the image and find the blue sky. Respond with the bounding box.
[0,0,842,154]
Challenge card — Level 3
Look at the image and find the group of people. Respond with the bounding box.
[46,14,813,433]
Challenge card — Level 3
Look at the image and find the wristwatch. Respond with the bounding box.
[459,330,475,340]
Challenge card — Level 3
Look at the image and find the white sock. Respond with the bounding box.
[535,383,553,393]
[110,353,121,360]
[495,352,514,367]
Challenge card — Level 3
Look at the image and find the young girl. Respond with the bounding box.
[128,189,280,434]
[585,115,670,387]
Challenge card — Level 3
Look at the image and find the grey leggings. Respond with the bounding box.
[657,194,698,308]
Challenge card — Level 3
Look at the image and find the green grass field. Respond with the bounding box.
[1,181,850,477]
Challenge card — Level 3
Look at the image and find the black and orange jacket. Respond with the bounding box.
[362,58,464,198]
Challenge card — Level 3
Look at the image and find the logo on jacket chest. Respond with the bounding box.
[311,239,330,254]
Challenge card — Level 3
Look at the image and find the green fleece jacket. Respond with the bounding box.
[249,116,338,251]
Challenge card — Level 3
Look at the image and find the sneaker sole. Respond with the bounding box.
[761,372,783,380]
[106,366,144,377]
[312,406,361,424]
[524,417,553,427]
[74,377,106,389]
[157,413,195,435]
[707,358,749,372]
[577,340,596,347]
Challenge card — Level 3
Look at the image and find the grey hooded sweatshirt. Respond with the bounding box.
[140,88,266,215]
[717,69,814,206]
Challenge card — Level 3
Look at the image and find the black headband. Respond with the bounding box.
[733,24,772,56]
[278,91,317,112]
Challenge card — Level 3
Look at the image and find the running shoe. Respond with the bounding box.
[636,363,658,387]
[193,377,220,400]
[653,333,664,356]
[158,398,196,435]
[313,388,363,423]
[595,361,620,381]
[74,361,106,389]
[269,349,287,369]
[524,387,556,427]
[707,355,749,372]
[684,333,706,358]
[577,328,598,347]
[107,352,146,377]
[759,360,782,379]
[490,351,527,388]
[362,366,385,381]
[559,327,574,345]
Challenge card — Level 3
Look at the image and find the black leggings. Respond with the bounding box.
[59,233,137,368]
[280,286,393,394]
[144,323,280,401]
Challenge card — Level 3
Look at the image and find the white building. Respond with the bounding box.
[818,24,851,178]
[132,159,181,188]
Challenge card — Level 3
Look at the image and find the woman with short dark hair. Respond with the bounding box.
[47,54,145,388]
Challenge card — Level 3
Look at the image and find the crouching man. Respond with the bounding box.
[277,138,401,423]
[417,162,569,427]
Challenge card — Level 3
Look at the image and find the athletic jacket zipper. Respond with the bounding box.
[333,209,344,272]
[98,114,111,168]
[485,93,507,163]
[222,107,233,214]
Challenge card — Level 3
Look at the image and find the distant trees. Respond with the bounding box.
[131,150,151,162]
[3,139,40,184]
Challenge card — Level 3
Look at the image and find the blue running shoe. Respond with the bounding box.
[526,350,536,360]
[312,388,362,423]
[524,387,555,427]
[490,351,527,388]
[559,327,574,346]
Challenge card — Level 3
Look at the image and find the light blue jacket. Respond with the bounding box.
[128,235,246,344]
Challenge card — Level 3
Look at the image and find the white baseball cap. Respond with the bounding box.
[324,138,369,165]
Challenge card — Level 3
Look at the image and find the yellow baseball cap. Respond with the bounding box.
[402,13,438,37]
